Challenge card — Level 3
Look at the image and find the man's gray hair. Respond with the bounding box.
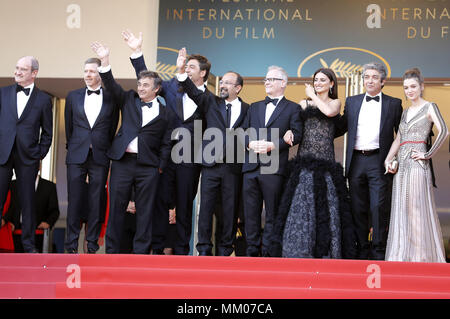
[267,65,288,82]
[362,62,386,82]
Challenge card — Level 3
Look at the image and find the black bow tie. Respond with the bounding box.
[366,95,380,102]
[265,96,279,105]
[16,85,30,96]
[87,89,101,96]
[142,102,153,108]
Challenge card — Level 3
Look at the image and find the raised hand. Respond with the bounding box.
[305,83,316,99]
[91,41,110,59]
[91,41,110,67]
[122,29,143,52]
[176,47,187,73]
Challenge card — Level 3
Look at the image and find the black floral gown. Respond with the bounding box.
[273,103,357,259]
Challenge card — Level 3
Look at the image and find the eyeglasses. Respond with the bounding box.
[263,78,284,83]
[219,80,238,86]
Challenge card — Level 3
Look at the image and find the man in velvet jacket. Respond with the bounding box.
[0,56,53,253]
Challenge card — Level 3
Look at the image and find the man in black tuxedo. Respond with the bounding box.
[0,56,53,253]
[64,57,119,254]
[123,30,207,255]
[176,47,250,256]
[242,66,302,257]
[92,42,173,254]
[335,62,402,260]
[2,167,60,253]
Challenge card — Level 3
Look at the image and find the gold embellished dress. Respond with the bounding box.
[385,102,447,263]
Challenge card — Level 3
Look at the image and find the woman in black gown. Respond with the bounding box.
[273,68,357,259]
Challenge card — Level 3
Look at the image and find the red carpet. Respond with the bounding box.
[0,253,449,299]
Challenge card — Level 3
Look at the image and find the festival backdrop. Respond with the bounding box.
[157,0,450,79]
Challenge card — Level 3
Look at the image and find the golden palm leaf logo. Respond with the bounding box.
[156,62,177,81]
[326,59,364,77]
[298,47,391,78]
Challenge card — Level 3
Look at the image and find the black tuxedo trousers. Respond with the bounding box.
[106,153,160,254]
[0,145,39,252]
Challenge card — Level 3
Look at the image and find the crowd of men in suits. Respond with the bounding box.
[0,30,402,260]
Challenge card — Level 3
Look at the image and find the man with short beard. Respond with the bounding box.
[176,48,250,256]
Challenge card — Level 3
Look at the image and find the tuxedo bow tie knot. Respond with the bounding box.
[265,96,279,105]
[16,85,30,96]
[87,89,101,95]
[142,102,153,108]
[366,95,380,102]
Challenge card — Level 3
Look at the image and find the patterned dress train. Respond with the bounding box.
[385,102,447,263]
[273,104,357,259]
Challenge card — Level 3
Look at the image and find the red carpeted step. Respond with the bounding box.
[1,253,449,299]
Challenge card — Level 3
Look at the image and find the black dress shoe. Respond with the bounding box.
[198,251,212,256]
[87,248,97,254]
[66,249,77,254]
[151,249,164,255]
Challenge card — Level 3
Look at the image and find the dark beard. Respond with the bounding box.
[219,89,229,99]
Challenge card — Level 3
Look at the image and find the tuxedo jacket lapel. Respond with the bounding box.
[232,99,247,129]
[351,94,365,130]
[76,89,90,127]
[18,86,38,122]
[265,97,285,127]
[175,94,184,121]
[258,101,266,128]
[219,99,227,127]
[91,90,109,129]
[379,93,390,133]
[9,86,19,121]
[142,103,163,128]
[134,95,143,124]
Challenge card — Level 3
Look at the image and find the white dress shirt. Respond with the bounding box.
[126,97,160,154]
[225,97,242,128]
[176,72,206,121]
[84,86,103,128]
[265,95,283,126]
[355,92,382,150]
[16,83,34,119]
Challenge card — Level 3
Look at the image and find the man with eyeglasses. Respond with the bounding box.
[174,47,250,256]
[241,65,302,257]
[335,62,402,260]
[0,56,53,253]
